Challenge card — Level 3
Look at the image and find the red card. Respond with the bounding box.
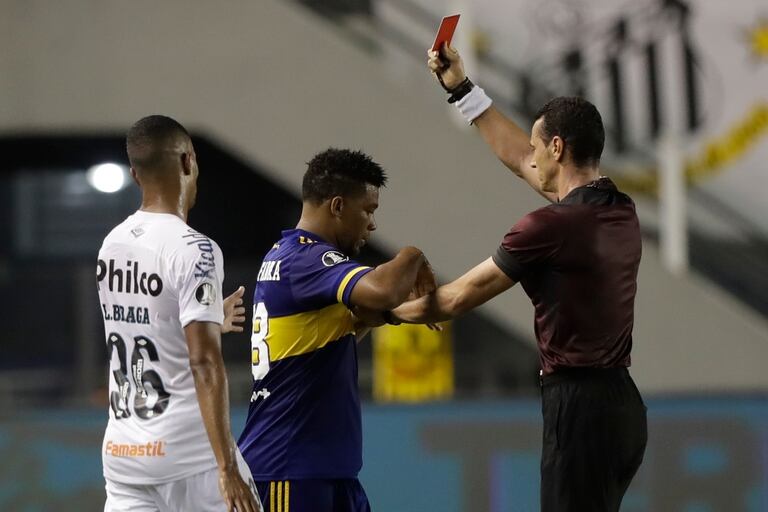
[431,14,460,52]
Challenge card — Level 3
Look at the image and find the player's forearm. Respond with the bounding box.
[362,247,425,310]
[190,356,237,471]
[386,247,427,305]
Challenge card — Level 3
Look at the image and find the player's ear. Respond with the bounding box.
[180,152,193,176]
[330,196,344,218]
[130,167,141,188]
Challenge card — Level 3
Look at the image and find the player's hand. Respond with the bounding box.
[427,43,466,90]
[218,467,263,512]
[222,286,246,334]
[351,305,386,328]
[412,258,437,298]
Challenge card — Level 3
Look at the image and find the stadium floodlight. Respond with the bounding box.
[87,163,128,193]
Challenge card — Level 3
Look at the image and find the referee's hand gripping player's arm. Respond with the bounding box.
[390,257,515,325]
[185,322,262,512]
[346,247,438,334]
[428,44,558,203]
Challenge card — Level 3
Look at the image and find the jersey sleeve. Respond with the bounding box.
[492,208,561,282]
[289,245,373,308]
[173,235,226,327]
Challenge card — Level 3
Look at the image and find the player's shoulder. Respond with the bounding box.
[100,212,141,245]
[298,242,352,271]
[170,226,221,256]
[102,212,219,251]
[279,230,353,269]
[162,227,221,282]
[99,223,126,252]
[126,216,220,277]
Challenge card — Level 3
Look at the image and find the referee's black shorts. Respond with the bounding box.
[540,367,647,512]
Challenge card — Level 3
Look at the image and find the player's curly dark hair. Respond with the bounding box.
[302,148,388,204]
[535,97,605,168]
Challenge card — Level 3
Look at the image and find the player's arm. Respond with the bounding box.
[427,45,558,203]
[184,322,259,512]
[391,257,515,324]
[349,246,435,311]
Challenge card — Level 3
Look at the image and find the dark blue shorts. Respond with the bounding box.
[255,478,370,512]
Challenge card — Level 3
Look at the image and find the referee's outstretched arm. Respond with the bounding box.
[428,45,558,203]
[390,257,514,324]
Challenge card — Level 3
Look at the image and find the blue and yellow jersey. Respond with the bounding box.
[237,228,373,479]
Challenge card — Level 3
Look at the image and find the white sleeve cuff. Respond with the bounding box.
[455,86,493,124]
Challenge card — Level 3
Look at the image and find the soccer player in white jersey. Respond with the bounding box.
[97,115,262,512]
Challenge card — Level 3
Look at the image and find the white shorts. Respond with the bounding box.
[104,450,261,512]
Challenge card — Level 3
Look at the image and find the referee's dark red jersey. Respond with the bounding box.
[492,177,641,374]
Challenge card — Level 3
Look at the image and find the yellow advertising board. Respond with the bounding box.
[372,323,453,402]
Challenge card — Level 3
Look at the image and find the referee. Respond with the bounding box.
[385,45,647,511]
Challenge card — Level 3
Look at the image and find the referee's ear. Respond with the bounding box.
[551,135,565,162]
[330,196,344,219]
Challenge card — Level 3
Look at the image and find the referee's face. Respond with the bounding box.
[337,184,379,257]
[531,118,559,193]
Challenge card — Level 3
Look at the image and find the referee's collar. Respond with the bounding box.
[558,177,617,205]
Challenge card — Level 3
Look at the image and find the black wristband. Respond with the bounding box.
[382,310,401,325]
[447,77,474,104]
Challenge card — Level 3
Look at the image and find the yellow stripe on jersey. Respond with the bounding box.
[336,266,371,303]
[277,481,283,512]
[285,480,290,512]
[266,303,356,361]
[270,481,275,512]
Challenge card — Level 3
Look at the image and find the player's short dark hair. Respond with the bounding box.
[126,115,191,171]
[534,97,605,168]
[302,148,388,204]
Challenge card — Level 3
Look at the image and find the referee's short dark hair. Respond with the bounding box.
[126,115,191,172]
[302,148,388,204]
[535,97,605,168]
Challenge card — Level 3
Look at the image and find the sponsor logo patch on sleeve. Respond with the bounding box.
[322,250,349,267]
[195,282,217,306]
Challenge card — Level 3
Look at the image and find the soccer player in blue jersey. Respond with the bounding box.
[238,148,436,512]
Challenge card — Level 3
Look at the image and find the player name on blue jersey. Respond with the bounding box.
[256,260,281,282]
